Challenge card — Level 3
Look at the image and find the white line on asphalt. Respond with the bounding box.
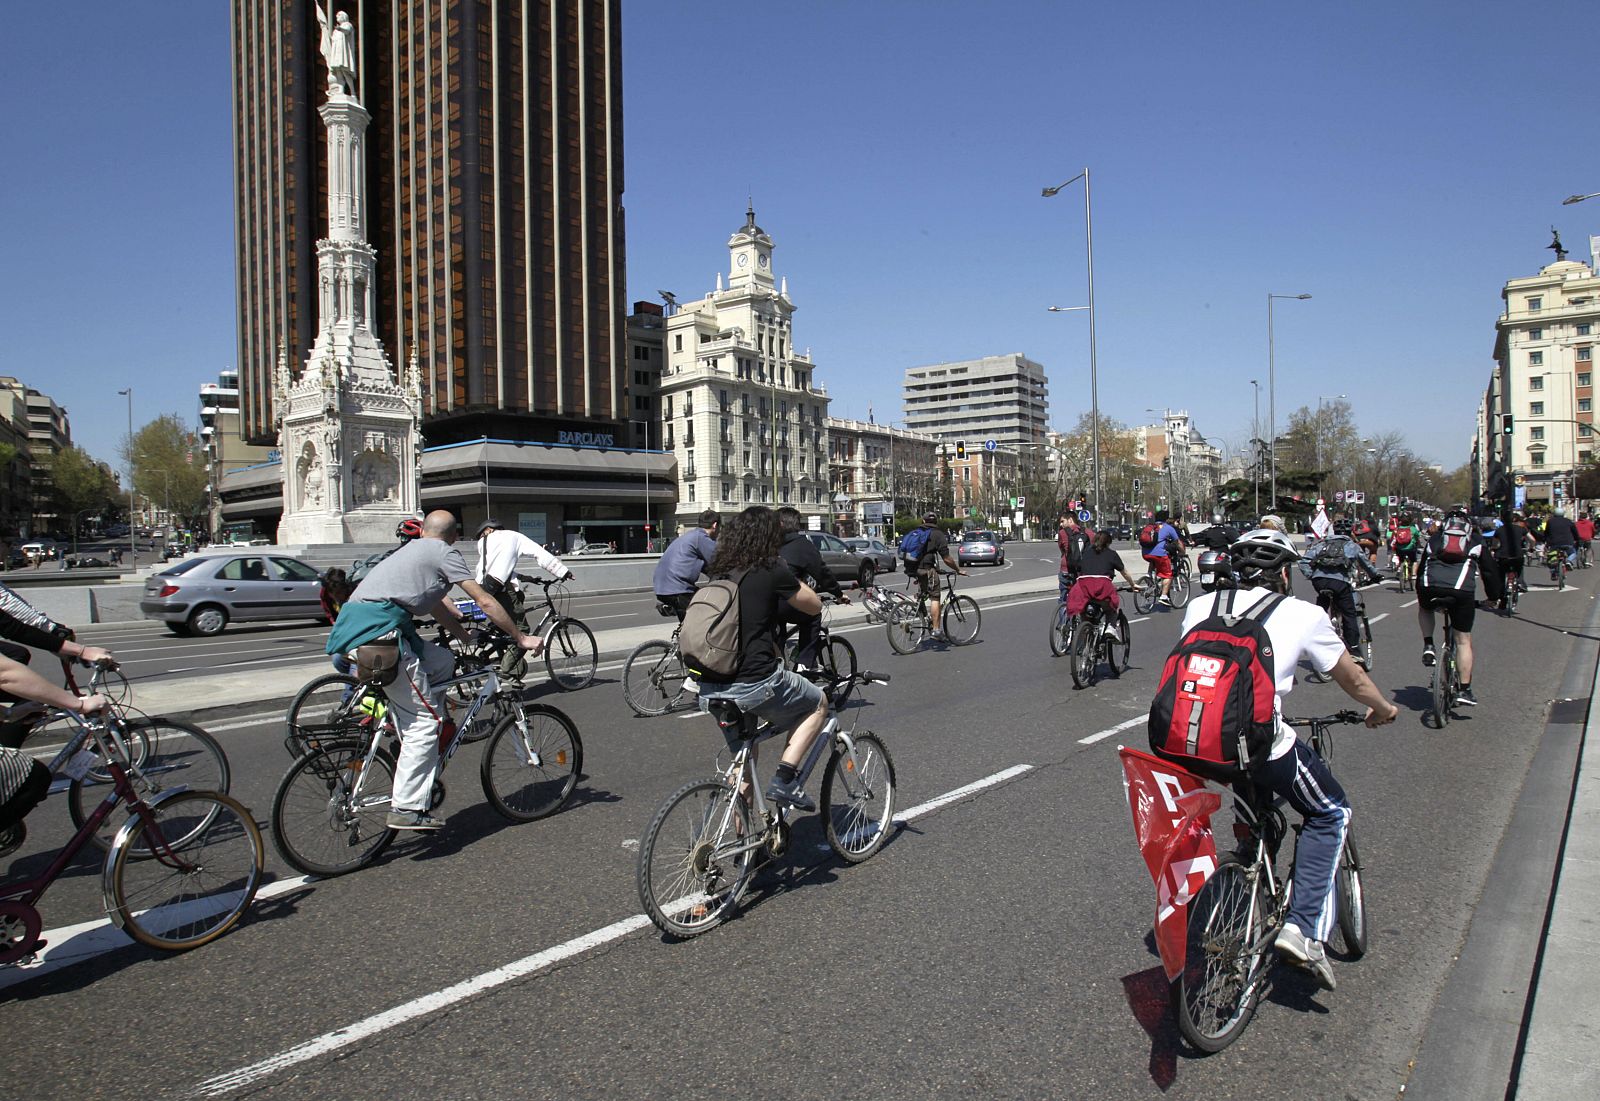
[1402,599,1418,608]
[103,640,318,658]
[578,612,638,621]
[1129,616,1150,624]
[160,654,327,677]
[189,762,1034,1097]
[1370,613,1389,625]
[1077,715,1146,745]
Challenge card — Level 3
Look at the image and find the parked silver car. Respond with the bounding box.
[800,531,877,587]
[957,529,1006,567]
[843,538,898,581]
[141,553,326,636]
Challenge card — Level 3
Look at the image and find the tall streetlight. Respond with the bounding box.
[1563,192,1600,205]
[1267,292,1313,510]
[1043,167,1101,522]
[117,387,136,567]
[1249,379,1262,515]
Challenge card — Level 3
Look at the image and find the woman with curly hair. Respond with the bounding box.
[697,506,828,811]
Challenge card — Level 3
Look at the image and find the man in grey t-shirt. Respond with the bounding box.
[350,510,541,831]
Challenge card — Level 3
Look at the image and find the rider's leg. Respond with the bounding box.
[1457,630,1474,685]
[1331,581,1361,651]
[386,640,456,816]
[1418,602,1437,664]
[496,587,534,680]
[1261,741,1351,947]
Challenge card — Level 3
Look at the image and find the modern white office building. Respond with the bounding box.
[901,354,1048,450]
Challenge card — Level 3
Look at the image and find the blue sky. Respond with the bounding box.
[3,1,1595,474]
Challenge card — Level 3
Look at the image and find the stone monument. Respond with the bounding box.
[276,4,421,544]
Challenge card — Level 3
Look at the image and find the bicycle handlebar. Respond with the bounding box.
[1283,709,1365,727]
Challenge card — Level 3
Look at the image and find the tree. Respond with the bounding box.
[123,414,209,526]
[45,446,119,547]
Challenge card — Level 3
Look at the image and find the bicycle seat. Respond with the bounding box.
[655,601,677,618]
[704,698,761,740]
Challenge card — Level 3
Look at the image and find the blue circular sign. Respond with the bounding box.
[1078,509,1092,523]
[984,439,998,452]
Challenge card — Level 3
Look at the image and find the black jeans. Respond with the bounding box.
[779,605,823,668]
[1310,577,1360,651]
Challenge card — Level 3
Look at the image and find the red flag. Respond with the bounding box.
[1119,746,1221,982]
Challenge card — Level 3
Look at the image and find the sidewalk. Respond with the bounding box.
[1514,661,1600,1098]
[132,569,1066,720]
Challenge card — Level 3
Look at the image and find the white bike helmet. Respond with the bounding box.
[1229,527,1300,584]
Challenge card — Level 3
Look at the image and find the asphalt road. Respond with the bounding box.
[3,559,1593,1100]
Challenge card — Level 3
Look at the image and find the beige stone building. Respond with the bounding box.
[825,418,941,538]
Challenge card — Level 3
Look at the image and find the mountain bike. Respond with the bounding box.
[1171,711,1367,1053]
[1070,595,1132,689]
[456,575,598,690]
[1428,620,1460,728]
[1133,554,1191,614]
[636,668,895,939]
[622,604,690,717]
[1546,546,1570,591]
[885,569,980,654]
[271,646,583,877]
[781,594,857,688]
[1,672,262,960]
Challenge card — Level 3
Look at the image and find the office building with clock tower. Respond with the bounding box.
[655,206,833,531]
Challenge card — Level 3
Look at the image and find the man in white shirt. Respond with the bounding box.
[1179,529,1398,990]
[475,518,574,681]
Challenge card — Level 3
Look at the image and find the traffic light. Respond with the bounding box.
[1131,478,1142,493]
[1501,414,1514,436]
[956,440,967,459]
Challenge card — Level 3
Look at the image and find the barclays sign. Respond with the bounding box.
[557,430,616,447]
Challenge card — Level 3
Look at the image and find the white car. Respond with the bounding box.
[576,543,614,555]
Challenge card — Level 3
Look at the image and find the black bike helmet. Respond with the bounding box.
[1229,528,1299,584]
[396,517,424,540]
[1197,549,1236,593]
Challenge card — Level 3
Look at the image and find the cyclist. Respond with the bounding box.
[1543,507,1580,577]
[1178,529,1398,989]
[1577,512,1595,566]
[349,517,425,583]
[1057,513,1093,605]
[473,517,574,683]
[776,506,848,668]
[0,583,118,748]
[1495,511,1533,610]
[1137,509,1185,608]
[1351,514,1380,566]
[903,511,966,639]
[693,505,828,811]
[1389,512,1422,590]
[0,658,113,854]
[1192,521,1241,552]
[1417,509,1483,707]
[327,511,543,832]
[651,509,720,621]
[1064,530,1137,622]
[1299,528,1382,667]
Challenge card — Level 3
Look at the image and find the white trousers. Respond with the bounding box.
[382,639,456,813]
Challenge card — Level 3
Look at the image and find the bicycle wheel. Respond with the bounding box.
[1070,624,1097,689]
[1170,568,1192,609]
[1430,659,1450,728]
[819,636,858,685]
[623,640,686,716]
[637,778,754,938]
[1133,577,1158,615]
[1172,857,1271,1054]
[287,673,363,733]
[1334,830,1368,958]
[820,731,896,863]
[270,739,398,877]
[942,595,981,645]
[70,719,231,853]
[544,618,598,690]
[480,705,582,822]
[886,609,923,655]
[1357,615,1373,671]
[1108,614,1131,677]
[1049,606,1074,657]
[109,791,263,952]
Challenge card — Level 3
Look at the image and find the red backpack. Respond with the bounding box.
[1436,514,1473,564]
[1392,527,1414,549]
[1139,523,1162,550]
[1148,590,1285,781]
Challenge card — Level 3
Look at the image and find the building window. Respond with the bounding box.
[741,394,750,415]
[664,395,672,419]
[1581,323,1593,336]
[1531,427,1546,441]
[1530,351,1544,367]
[688,484,696,501]
[1581,373,1593,387]
[674,334,683,352]
[722,481,731,501]
[1532,401,1545,416]
[1581,424,1593,437]
[1531,451,1545,467]
[1530,375,1545,389]
[1530,328,1544,340]
[1528,296,1543,311]
[1581,347,1593,362]
[718,389,728,410]
[684,395,693,417]
[1581,398,1593,413]
[1584,452,1593,463]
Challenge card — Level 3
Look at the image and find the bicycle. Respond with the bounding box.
[1501,560,1523,615]
[1069,593,1132,689]
[1305,580,1373,684]
[636,668,896,938]
[271,643,583,877]
[1170,711,1368,1053]
[457,575,598,690]
[622,604,690,717]
[1049,593,1076,657]
[1546,546,1570,591]
[1427,620,1460,728]
[780,594,857,687]
[1133,552,1191,614]
[1,668,262,960]
[862,583,917,627]
[8,658,231,853]
[885,569,980,654]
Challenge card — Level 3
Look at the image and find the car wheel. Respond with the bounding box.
[166,622,192,637]
[859,561,877,588]
[187,605,228,637]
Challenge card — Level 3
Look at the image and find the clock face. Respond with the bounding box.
[736,254,749,268]
[758,253,769,268]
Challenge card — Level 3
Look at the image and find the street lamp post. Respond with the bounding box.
[1043,167,1101,522]
[117,387,136,567]
[1249,379,1262,516]
[1267,292,1313,511]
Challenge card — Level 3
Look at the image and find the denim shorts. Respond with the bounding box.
[698,665,824,747]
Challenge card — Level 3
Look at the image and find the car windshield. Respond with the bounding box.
[159,557,210,576]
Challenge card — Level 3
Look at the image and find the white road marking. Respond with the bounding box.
[1369,613,1389,625]
[576,612,637,621]
[1129,616,1151,624]
[620,838,639,851]
[189,764,1033,1097]
[1401,599,1418,608]
[159,654,327,677]
[1077,715,1146,746]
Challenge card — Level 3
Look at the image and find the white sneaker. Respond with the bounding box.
[682,676,699,695]
[1275,921,1336,990]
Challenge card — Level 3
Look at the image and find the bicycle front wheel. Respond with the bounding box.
[287,673,363,732]
[1334,830,1368,958]
[480,705,582,822]
[819,636,858,685]
[942,595,981,645]
[1049,606,1074,657]
[623,640,686,716]
[1109,614,1131,677]
[544,619,598,690]
[1133,578,1158,615]
[271,740,398,877]
[821,731,896,863]
[1172,857,1270,1054]
[70,719,231,853]
[1170,569,1192,609]
[1070,624,1097,689]
[109,791,263,952]
[637,779,754,938]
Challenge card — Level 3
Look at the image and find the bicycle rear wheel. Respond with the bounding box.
[1430,658,1450,728]
[1334,830,1368,958]
[1070,625,1097,689]
[271,739,398,877]
[637,779,754,938]
[1172,857,1271,1054]
[109,791,263,952]
[1049,605,1074,657]
[942,595,981,645]
[479,705,582,822]
[886,609,922,655]
[821,731,896,863]
[1133,577,1158,615]
[70,719,231,853]
[544,619,598,690]
[286,673,364,735]
[623,640,686,716]
[1108,614,1131,677]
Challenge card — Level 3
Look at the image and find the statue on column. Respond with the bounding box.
[315,4,358,95]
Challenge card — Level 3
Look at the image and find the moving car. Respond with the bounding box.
[575,543,615,555]
[843,538,898,581]
[141,553,327,636]
[957,529,1006,567]
[799,530,875,586]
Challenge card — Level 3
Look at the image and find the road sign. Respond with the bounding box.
[1378,496,1388,506]
[1335,491,1345,502]
[1351,491,1365,504]
[1017,495,1026,508]
[1078,509,1092,523]
[984,439,998,452]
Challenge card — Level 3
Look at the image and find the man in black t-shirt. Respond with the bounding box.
[908,511,965,638]
[776,506,848,668]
